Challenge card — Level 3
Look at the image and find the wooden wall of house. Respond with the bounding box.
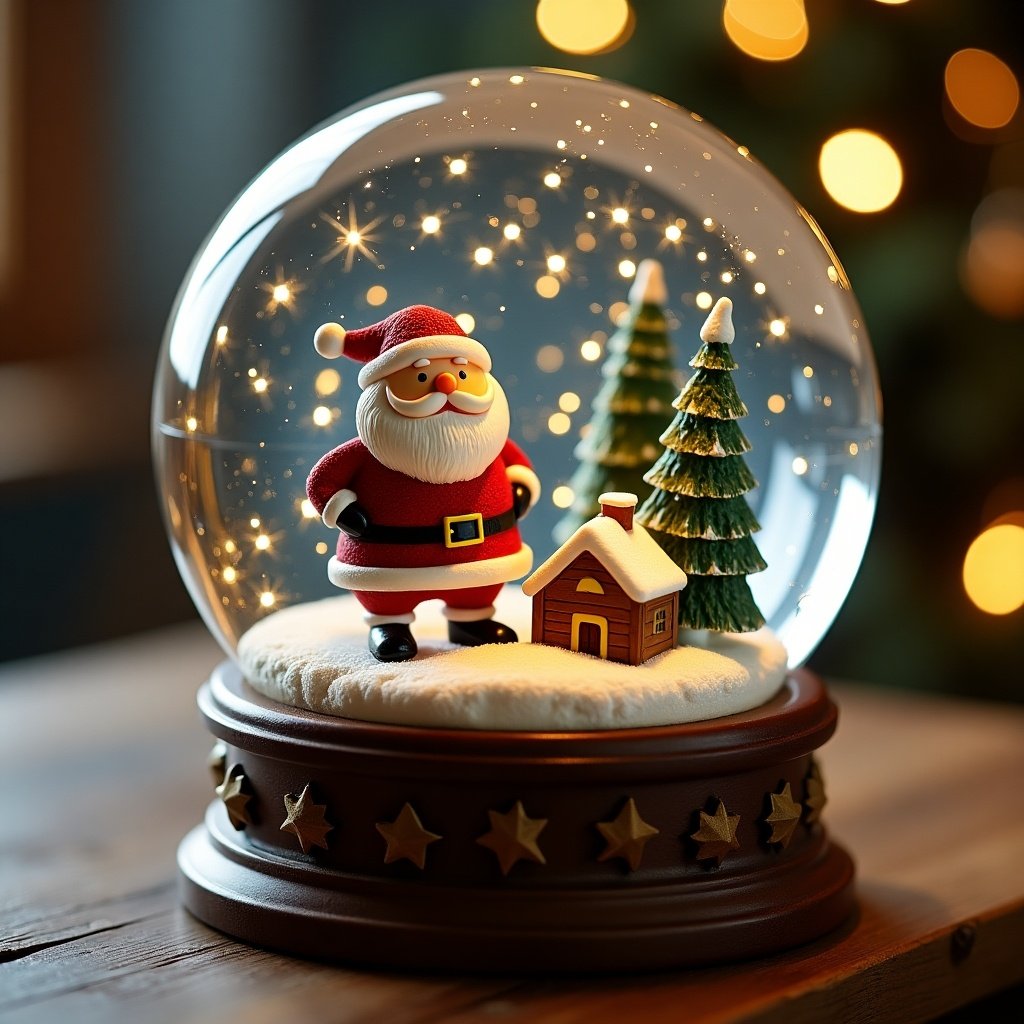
[639,592,679,662]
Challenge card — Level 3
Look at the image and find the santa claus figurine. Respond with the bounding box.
[306,305,540,662]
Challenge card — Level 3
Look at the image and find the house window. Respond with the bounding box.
[653,607,667,634]
[576,577,604,595]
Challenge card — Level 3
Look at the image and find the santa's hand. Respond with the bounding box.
[511,483,533,520]
[337,502,371,538]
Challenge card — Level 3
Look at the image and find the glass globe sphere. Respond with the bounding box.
[154,68,881,668]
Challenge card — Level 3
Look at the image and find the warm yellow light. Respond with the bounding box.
[272,284,291,304]
[455,312,476,334]
[848,442,859,457]
[611,207,629,225]
[225,540,238,554]
[962,214,1024,320]
[580,339,603,361]
[945,49,1020,130]
[576,232,597,252]
[315,541,329,555]
[769,318,788,337]
[608,301,630,324]
[253,377,269,393]
[536,0,632,56]
[754,282,767,295]
[536,344,565,372]
[185,416,198,432]
[536,275,561,298]
[721,271,734,284]
[802,365,814,378]
[792,456,809,476]
[216,325,228,345]
[552,485,575,508]
[559,391,581,413]
[664,224,683,242]
[963,523,1024,614]
[618,259,636,278]
[312,406,333,427]
[695,292,713,311]
[250,517,261,529]
[366,285,388,307]
[547,253,567,273]
[819,129,903,213]
[315,368,341,396]
[259,591,276,608]
[548,412,572,435]
[255,534,271,551]
[503,223,522,240]
[301,499,319,520]
[422,215,441,234]
[743,250,757,263]
[348,230,361,245]
[222,567,238,584]
[449,158,468,175]
[474,247,494,266]
[723,0,808,63]
[543,171,562,188]
[767,394,786,414]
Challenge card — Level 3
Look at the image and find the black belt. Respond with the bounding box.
[360,508,517,548]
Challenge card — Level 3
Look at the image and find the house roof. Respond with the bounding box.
[522,515,687,605]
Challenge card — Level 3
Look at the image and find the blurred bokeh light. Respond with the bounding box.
[963,523,1024,615]
[819,130,903,213]
[723,0,808,63]
[536,0,632,55]
[945,48,1020,132]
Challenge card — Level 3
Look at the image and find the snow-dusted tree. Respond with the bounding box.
[555,259,678,545]
[636,296,766,632]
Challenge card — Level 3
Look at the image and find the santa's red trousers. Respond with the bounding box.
[351,584,504,618]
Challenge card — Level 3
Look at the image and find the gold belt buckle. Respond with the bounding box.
[444,512,485,548]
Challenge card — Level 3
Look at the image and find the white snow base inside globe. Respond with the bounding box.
[237,587,787,731]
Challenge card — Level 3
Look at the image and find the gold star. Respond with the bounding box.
[375,803,442,869]
[477,801,547,875]
[691,799,741,865]
[764,782,802,848]
[207,741,227,789]
[804,759,828,824]
[215,765,252,830]
[280,783,333,854]
[596,798,659,871]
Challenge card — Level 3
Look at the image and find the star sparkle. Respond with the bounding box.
[319,205,386,271]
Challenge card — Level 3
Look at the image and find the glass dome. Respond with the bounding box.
[153,67,881,668]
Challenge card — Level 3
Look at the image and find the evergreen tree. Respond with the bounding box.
[636,296,766,632]
[555,259,679,544]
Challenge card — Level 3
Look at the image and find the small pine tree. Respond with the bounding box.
[636,296,766,633]
[555,259,679,544]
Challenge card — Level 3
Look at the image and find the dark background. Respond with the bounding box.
[1,0,1021,699]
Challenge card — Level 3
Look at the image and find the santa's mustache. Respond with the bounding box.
[385,377,495,418]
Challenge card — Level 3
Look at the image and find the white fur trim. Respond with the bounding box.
[505,464,541,514]
[598,491,638,508]
[327,545,533,592]
[357,335,492,388]
[364,611,416,626]
[321,489,358,528]
[314,322,346,359]
[442,604,495,622]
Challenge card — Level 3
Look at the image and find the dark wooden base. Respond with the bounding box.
[179,661,855,972]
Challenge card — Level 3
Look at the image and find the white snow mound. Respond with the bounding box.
[237,588,788,731]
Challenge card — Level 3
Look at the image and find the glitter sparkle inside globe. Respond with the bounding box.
[153,68,881,668]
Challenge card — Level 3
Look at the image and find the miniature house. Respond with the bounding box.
[522,493,687,666]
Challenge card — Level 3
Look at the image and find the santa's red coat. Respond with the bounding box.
[306,437,537,592]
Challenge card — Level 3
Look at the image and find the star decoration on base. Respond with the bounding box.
[375,803,442,869]
[215,765,252,830]
[477,801,547,875]
[763,782,802,849]
[596,798,659,870]
[207,741,227,789]
[690,799,741,865]
[804,759,828,824]
[280,783,333,854]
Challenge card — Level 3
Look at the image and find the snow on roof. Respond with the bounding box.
[522,514,687,604]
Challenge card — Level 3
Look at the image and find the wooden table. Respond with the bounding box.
[2,623,1022,1023]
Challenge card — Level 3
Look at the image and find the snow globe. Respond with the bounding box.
[156,68,880,970]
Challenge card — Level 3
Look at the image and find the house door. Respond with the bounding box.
[571,613,608,659]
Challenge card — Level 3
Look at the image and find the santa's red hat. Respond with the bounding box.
[313,305,492,389]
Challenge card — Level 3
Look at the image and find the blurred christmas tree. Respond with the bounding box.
[636,296,766,633]
[555,259,679,544]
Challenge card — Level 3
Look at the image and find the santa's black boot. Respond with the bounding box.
[368,624,418,662]
[447,619,518,646]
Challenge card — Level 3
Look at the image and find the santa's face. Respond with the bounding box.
[356,360,510,484]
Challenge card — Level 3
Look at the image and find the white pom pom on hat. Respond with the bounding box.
[314,322,347,359]
[699,297,735,345]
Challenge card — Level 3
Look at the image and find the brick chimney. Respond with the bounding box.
[599,492,638,531]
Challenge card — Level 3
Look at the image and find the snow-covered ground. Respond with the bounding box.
[237,588,788,731]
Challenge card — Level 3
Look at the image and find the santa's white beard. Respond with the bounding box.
[356,377,511,484]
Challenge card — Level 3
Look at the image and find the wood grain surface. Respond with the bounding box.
[1,623,1022,1023]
